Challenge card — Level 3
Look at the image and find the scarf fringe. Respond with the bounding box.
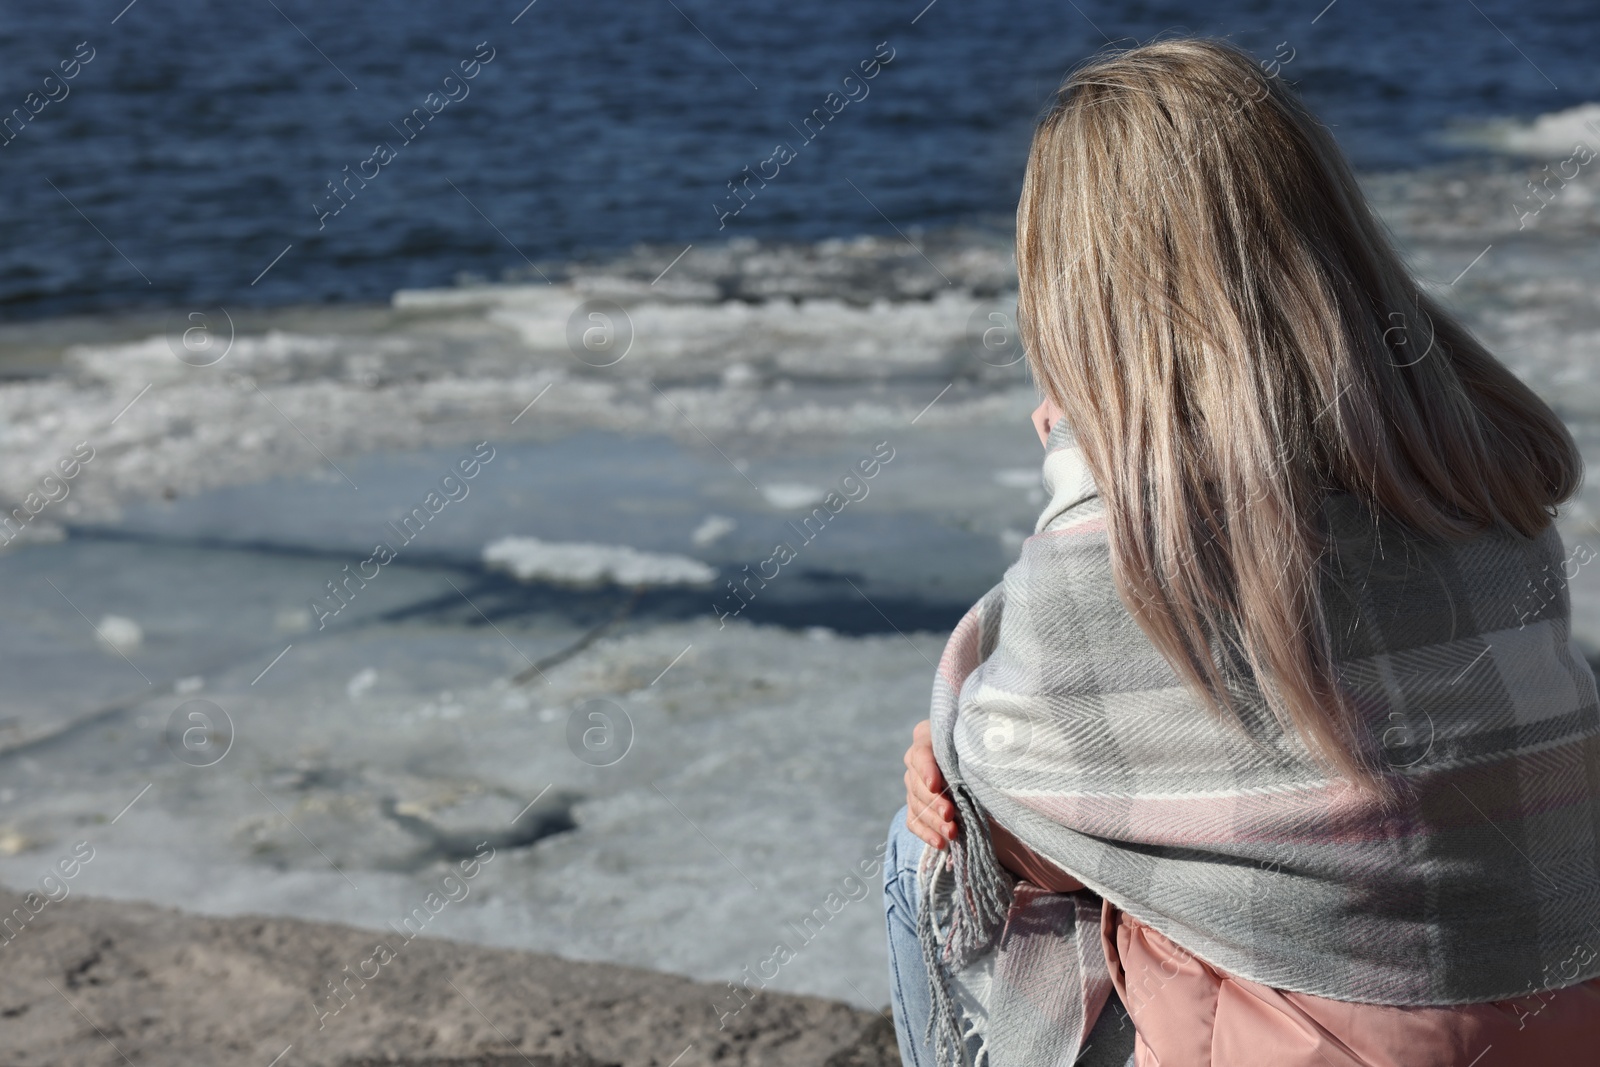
[915,781,1016,1067]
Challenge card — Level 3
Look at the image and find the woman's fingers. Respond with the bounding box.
[907,720,946,791]
[903,720,958,849]
[910,775,954,831]
[908,805,948,849]
[905,765,948,825]
[904,766,957,849]
[907,742,945,796]
[908,777,940,851]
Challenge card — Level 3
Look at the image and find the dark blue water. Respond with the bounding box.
[0,0,1591,317]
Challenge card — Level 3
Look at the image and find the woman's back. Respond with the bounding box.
[890,34,1600,1067]
[950,419,1600,1006]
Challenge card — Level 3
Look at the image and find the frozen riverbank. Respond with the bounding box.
[0,605,946,1011]
[2,141,1599,1022]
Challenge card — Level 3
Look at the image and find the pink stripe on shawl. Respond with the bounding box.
[1015,734,1600,849]
[937,602,989,689]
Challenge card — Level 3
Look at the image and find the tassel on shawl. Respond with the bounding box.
[915,780,1016,1067]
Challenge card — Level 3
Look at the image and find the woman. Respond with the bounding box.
[883,37,1600,1067]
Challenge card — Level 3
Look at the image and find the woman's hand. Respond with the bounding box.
[904,719,957,849]
[902,719,1086,892]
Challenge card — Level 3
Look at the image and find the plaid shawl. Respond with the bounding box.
[916,418,1600,1067]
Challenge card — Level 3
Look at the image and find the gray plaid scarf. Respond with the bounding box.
[916,418,1600,1067]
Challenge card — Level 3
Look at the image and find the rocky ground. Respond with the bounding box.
[0,888,901,1067]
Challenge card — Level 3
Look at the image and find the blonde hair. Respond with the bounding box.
[1016,37,1581,797]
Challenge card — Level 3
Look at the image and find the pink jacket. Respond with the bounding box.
[1100,898,1600,1066]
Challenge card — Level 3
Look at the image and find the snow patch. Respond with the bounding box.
[760,483,825,509]
[347,668,378,701]
[690,514,737,547]
[96,615,142,654]
[1444,102,1600,158]
[482,536,716,587]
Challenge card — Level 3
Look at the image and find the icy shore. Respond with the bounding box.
[1,145,1599,1021]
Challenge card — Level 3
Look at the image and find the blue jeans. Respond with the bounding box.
[882,804,1136,1067]
[883,803,982,1067]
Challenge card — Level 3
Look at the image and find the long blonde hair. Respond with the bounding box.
[1016,38,1581,796]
